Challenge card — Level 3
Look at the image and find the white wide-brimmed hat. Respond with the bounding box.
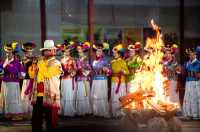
[40,40,57,51]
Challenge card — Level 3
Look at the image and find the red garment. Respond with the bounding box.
[24,79,34,100]
[52,107,59,127]
[96,55,103,61]
[37,82,44,93]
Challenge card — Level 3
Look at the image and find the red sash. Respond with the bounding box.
[37,82,44,93]
[115,74,122,94]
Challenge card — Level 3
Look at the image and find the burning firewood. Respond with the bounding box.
[157,102,178,112]
[119,89,155,109]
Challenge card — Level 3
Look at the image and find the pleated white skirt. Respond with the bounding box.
[76,81,92,115]
[110,82,126,117]
[183,81,200,118]
[60,78,77,116]
[91,79,110,117]
[1,81,24,115]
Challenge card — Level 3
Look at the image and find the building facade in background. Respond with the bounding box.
[0,0,199,56]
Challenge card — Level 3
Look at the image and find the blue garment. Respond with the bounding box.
[93,75,107,80]
[184,59,200,81]
[92,57,109,70]
[92,57,110,75]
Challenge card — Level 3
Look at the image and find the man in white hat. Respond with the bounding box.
[31,40,63,132]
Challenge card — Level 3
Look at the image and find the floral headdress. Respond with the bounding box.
[128,42,141,51]
[77,41,91,52]
[4,42,21,53]
[93,42,109,51]
[56,40,77,52]
[163,44,178,54]
[112,44,125,54]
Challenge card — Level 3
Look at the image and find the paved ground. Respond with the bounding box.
[0,117,200,132]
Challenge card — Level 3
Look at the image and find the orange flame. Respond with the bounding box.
[129,19,179,112]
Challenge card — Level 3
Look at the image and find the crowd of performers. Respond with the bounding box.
[0,38,200,131]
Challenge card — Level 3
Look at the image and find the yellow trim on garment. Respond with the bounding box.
[111,57,129,83]
[37,58,62,83]
[28,64,37,79]
[37,93,44,97]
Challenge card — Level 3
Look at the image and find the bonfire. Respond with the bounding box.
[119,20,182,132]
[120,19,180,114]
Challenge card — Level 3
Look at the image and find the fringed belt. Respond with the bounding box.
[76,76,90,81]
[5,74,18,79]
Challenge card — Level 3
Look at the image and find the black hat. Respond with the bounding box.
[22,42,36,52]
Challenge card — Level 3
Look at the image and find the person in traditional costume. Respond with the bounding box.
[0,65,4,114]
[59,42,77,117]
[21,42,37,118]
[31,40,63,132]
[196,45,200,61]
[110,44,129,118]
[163,44,181,106]
[0,62,4,114]
[0,42,25,120]
[182,47,200,120]
[91,42,111,117]
[126,42,142,92]
[76,41,92,116]
[196,45,200,118]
